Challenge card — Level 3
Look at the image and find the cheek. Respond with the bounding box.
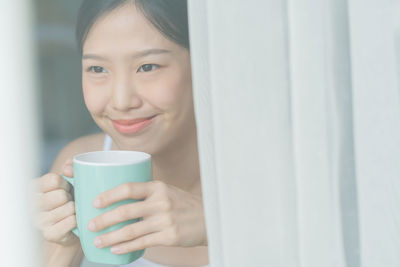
[82,79,108,115]
[150,84,181,107]
[145,71,192,109]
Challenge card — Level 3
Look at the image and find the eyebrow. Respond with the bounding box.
[82,49,171,61]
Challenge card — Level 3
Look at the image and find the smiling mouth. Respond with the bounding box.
[111,115,157,134]
[112,115,157,125]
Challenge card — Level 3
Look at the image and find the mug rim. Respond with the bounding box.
[73,150,151,166]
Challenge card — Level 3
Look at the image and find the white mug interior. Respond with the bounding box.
[73,151,151,166]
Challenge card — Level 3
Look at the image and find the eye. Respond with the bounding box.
[88,66,107,73]
[137,64,159,73]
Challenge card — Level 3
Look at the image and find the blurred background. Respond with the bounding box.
[34,0,100,174]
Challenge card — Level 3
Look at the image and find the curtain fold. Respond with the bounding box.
[348,1,400,266]
[288,0,359,266]
[189,0,298,266]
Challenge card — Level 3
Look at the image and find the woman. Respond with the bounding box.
[33,0,209,266]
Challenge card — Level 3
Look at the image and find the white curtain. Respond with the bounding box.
[188,0,400,267]
[349,1,400,266]
[0,0,41,266]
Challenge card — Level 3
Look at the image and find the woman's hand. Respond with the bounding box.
[87,181,208,254]
[33,159,79,246]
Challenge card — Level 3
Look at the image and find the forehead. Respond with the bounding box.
[83,3,175,54]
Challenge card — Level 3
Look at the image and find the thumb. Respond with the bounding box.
[62,158,74,178]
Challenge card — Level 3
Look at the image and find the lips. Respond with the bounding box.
[113,115,156,125]
[111,115,157,134]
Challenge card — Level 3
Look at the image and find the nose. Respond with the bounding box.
[111,72,142,111]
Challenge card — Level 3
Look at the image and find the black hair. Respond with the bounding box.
[76,0,189,55]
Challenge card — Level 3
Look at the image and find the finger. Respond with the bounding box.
[88,200,158,232]
[110,230,173,254]
[58,231,79,246]
[43,214,77,242]
[94,182,155,209]
[35,173,71,193]
[44,201,75,226]
[62,158,74,178]
[93,217,162,248]
[63,158,73,166]
[40,189,73,211]
[32,192,45,213]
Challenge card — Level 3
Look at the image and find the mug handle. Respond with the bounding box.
[61,174,80,237]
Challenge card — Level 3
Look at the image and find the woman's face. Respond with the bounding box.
[82,3,195,155]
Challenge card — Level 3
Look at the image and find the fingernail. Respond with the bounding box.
[111,246,121,254]
[94,237,102,248]
[88,221,96,231]
[93,199,101,208]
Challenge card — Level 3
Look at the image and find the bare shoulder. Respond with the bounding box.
[49,132,106,173]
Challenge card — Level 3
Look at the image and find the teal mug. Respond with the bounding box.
[61,150,152,265]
